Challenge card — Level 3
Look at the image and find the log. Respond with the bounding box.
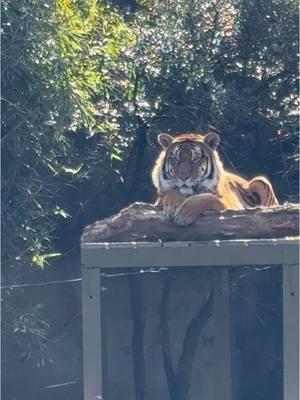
[81,202,299,243]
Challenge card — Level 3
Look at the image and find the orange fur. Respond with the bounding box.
[152,133,278,225]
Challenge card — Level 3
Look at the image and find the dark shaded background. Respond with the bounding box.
[1,0,298,398]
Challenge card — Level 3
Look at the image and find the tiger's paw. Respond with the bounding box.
[163,190,186,219]
[174,201,200,226]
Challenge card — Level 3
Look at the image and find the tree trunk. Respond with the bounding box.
[81,202,299,243]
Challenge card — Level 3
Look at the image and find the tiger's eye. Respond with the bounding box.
[193,155,202,163]
[170,154,179,163]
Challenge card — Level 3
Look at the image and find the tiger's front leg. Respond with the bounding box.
[174,193,226,226]
[161,189,186,219]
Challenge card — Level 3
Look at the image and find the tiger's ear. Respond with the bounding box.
[158,133,173,149]
[204,132,220,150]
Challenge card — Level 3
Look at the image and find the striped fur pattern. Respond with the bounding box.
[152,132,278,225]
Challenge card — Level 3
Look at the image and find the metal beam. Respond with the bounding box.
[214,267,232,400]
[82,268,103,400]
[81,238,299,400]
[283,263,299,400]
[82,239,299,269]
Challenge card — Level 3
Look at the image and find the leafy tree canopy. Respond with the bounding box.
[1,0,298,348]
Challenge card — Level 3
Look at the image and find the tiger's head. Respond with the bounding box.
[152,132,223,196]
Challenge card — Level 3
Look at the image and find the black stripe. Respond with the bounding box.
[207,153,215,179]
[162,159,169,180]
[251,192,261,205]
[235,182,250,197]
[252,179,272,206]
[269,193,276,206]
[265,188,274,207]
[242,192,256,207]
[203,156,209,177]
[235,182,259,207]
[264,191,270,207]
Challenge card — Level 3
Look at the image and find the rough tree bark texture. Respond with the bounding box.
[81,203,299,400]
[82,202,299,243]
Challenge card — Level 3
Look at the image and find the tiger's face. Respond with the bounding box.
[155,132,221,195]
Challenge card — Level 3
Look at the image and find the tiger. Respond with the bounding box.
[152,132,279,225]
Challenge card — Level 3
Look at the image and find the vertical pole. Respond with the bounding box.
[82,267,103,400]
[283,264,299,400]
[214,267,232,400]
[129,274,146,400]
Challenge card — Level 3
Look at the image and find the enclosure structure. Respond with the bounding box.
[81,238,299,400]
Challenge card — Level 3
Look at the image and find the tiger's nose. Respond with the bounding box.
[178,173,190,181]
[178,167,191,181]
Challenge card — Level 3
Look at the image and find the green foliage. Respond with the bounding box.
[1,0,135,272]
[128,0,298,190]
[2,292,50,362]
[1,0,298,352]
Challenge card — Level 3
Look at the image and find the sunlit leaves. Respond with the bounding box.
[32,252,61,269]
[2,0,137,273]
[53,206,71,218]
[62,164,83,175]
[2,0,298,357]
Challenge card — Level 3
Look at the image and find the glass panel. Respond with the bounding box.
[231,265,283,400]
[100,265,283,400]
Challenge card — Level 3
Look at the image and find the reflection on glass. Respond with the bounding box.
[231,265,283,400]
[101,265,283,400]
